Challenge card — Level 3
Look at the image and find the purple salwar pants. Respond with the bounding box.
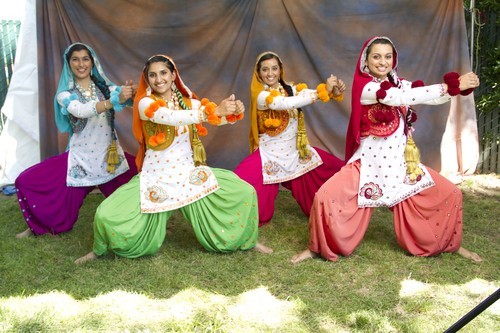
[15,151,137,235]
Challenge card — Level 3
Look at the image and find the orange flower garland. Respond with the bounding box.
[331,92,344,102]
[226,113,244,123]
[265,89,280,106]
[316,83,344,102]
[144,99,166,118]
[295,83,308,92]
[201,98,222,125]
[316,83,331,102]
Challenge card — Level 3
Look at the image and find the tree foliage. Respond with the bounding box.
[464,0,500,115]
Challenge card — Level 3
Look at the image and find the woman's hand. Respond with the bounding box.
[333,79,346,96]
[326,75,338,93]
[326,75,346,97]
[235,99,245,116]
[459,72,480,91]
[119,80,135,103]
[215,94,237,117]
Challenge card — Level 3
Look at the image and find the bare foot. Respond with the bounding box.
[16,228,33,239]
[74,252,98,264]
[254,242,273,254]
[457,246,482,263]
[291,249,318,264]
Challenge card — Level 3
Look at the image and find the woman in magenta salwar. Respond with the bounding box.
[234,51,346,226]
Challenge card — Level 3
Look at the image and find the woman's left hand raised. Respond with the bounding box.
[215,94,237,117]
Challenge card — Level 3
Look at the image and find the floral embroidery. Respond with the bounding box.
[263,161,280,176]
[360,104,400,138]
[359,182,383,200]
[69,165,87,179]
[189,168,211,185]
[145,185,168,203]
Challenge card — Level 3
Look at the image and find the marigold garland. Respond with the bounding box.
[201,98,222,125]
[144,99,166,118]
[265,89,280,106]
[226,113,244,123]
[316,83,330,102]
[296,83,308,92]
[331,92,344,102]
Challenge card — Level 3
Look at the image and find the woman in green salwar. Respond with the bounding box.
[75,55,273,263]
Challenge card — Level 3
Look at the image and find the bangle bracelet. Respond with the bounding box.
[104,100,108,110]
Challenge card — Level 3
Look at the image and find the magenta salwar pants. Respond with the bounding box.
[234,147,344,226]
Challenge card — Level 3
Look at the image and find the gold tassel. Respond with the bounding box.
[296,112,310,159]
[192,133,207,166]
[404,135,423,182]
[106,140,119,174]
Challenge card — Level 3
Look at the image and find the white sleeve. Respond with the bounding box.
[57,91,98,118]
[256,88,318,110]
[138,97,205,125]
[361,80,452,106]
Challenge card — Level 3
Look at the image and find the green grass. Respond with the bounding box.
[0,175,499,332]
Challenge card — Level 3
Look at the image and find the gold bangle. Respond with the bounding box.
[104,100,108,110]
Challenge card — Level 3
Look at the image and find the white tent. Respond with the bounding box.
[0,0,38,186]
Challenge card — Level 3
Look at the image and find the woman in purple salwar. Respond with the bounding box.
[15,43,137,238]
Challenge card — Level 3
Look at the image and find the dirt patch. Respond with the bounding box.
[459,173,500,197]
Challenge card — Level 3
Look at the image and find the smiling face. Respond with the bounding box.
[258,57,281,88]
[69,49,93,82]
[147,61,176,99]
[365,43,394,80]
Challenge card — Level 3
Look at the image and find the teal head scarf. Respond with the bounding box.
[53,42,116,134]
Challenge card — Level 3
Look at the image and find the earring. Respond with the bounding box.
[146,85,152,96]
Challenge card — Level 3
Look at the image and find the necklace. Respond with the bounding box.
[170,89,179,110]
[75,81,96,101]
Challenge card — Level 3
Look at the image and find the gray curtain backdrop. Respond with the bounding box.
[36,0,478,174]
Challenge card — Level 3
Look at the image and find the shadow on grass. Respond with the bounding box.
[0,178,498,332]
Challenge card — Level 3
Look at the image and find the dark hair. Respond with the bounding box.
[65,43,94,66]
[365,38,395,59]
[144,55,175,76]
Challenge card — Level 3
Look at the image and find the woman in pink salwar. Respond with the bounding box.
[234,51,345,226]
[291,36,482,263]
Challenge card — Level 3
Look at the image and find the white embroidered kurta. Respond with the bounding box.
[57,86,130,187]
[349,80,452,207]
[257,87,322,184]
[138,97,220,213]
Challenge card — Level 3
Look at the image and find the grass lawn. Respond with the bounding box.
[0,174,498,332]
